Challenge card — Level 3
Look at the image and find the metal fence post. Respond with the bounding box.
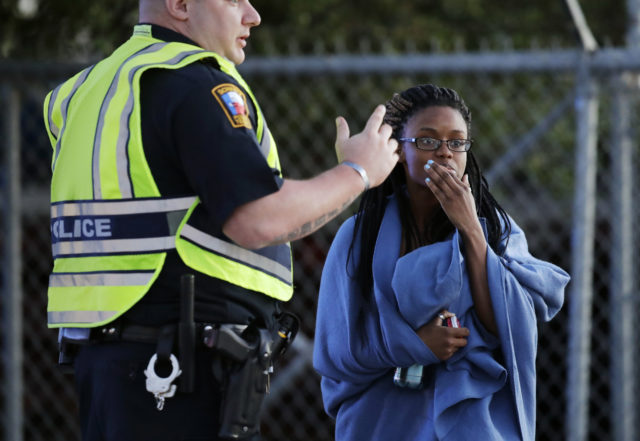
[627,0,640,47]
[2,84,24,441]
[613,3,640,439]
[566,57,599,441]
[609,73,637,441]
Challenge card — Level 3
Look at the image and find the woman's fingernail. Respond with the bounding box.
[427,159,434,165]
[425,177,430,183]
[424,163,430,170]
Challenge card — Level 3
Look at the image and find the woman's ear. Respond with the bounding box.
[165,0,189,21]
[397,145,406,163]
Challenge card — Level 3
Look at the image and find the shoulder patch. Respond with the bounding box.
[211,83,252,129]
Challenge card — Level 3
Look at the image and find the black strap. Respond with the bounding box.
[155,324,176,363]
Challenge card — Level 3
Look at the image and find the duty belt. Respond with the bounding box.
[90,321,256,362]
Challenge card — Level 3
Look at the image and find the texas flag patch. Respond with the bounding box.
[211,83,252,129]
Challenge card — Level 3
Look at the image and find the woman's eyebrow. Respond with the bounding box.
[417,127,466,135]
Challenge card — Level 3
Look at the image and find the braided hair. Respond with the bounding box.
[348,84,511,299]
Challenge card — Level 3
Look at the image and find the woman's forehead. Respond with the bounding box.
[404,106,467,133]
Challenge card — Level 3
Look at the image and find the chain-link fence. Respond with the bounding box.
[1,42,639,441]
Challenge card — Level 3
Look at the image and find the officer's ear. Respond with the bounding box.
[165,0,189,21]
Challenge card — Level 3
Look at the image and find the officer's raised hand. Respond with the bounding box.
[335,105,399,190]
[224,105,399,249]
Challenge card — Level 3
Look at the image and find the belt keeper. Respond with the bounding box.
[155,325,176,365]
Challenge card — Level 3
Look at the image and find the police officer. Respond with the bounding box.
[43,0,398,440]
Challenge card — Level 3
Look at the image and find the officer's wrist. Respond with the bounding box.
[340,161,370,192]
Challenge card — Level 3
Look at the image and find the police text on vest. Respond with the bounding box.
[51,218,112,240]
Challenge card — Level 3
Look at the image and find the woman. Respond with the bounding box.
[313,84,570,441]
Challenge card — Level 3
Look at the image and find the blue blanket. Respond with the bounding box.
[313,196,569,440]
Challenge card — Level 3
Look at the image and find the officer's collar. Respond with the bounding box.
[135,23,201,48]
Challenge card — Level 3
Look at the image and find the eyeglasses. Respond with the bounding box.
[397,137,473,152]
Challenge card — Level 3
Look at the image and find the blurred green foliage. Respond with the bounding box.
[0,0,628,60]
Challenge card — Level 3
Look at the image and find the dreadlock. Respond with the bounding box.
[348,84,511,299]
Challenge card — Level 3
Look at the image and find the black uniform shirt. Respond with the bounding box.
[124,25,283,328]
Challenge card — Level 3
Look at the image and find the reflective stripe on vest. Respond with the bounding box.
[180,224,292,284]
[51,196,197,217]
[49,310,118,326]
[49,271,155,287]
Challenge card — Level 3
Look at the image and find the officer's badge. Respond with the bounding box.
[211,83,252,129]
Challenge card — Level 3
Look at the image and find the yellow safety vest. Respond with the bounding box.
[43,25,293,328]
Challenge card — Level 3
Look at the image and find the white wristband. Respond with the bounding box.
[341,161,370,191]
